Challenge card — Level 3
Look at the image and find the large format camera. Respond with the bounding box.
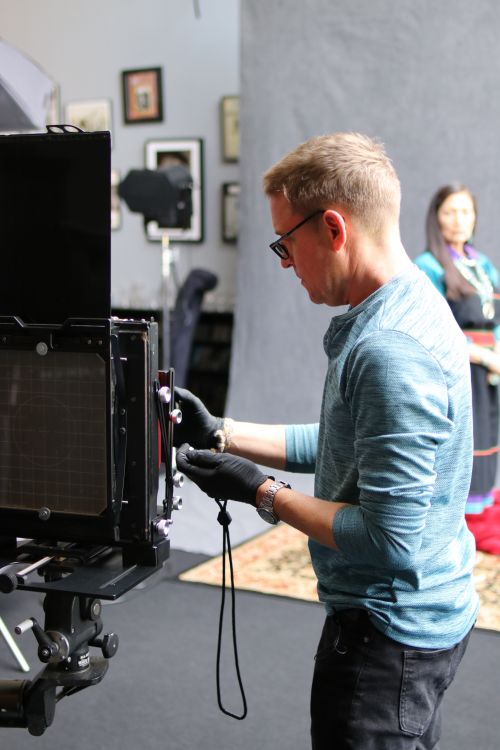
[0,128,183,734]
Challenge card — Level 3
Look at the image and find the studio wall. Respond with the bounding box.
[229,0,500,438]
[0,0,240,312]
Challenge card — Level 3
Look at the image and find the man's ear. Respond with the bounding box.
[323,209,346,251]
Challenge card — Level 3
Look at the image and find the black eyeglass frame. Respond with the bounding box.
[269,209,325,259]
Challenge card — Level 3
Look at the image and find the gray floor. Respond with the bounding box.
[0,554,499,750]
[1,474,499,748]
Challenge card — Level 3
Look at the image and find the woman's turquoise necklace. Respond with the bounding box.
[455,255,495,320]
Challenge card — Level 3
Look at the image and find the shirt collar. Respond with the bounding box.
[446,243,479,261]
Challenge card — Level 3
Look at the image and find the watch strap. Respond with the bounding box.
[257,480,291,524]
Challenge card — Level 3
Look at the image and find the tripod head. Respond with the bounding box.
[0,589,118,735]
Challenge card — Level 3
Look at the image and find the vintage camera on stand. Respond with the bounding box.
[0,127,185,734]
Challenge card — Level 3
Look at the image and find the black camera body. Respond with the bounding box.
[0,315,170,569]
[0,127,183,735]
[0,127,177,588]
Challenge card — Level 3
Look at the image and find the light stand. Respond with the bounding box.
[160,231,180,370]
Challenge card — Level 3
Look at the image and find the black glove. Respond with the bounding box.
[176,443,270,505]
[173,387,224,449]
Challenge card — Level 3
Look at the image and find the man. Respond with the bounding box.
[175,133,478,749]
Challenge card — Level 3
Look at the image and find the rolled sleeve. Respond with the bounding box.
[285,423,318,473]
[333,331,453,567]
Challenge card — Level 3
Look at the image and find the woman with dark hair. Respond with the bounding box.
[415,183,500,554]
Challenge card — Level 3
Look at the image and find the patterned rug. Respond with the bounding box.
[179,524,500,633]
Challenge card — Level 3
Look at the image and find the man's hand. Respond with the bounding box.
[176,443,270,504]
[173,387,224,449]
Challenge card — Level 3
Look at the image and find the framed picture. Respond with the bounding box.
[222,182,240,242]
[64,98,112,133]
[220,95,239,161]
[144,138,204,243]
[121,67,163,124]
[111,169,121,231]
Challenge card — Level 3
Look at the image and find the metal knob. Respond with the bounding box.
[155,518,173,538]
[172,496,183,511]
[159,386,171,404]
[173,472,184,488]
[92,632,119,659]
[170,408,182,424]
[15,618,35,636]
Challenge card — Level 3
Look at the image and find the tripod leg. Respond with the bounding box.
[0,616,29,673]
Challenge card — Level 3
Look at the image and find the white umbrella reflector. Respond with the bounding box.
[0,37,55,131]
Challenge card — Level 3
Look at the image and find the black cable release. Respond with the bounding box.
[214,499,248,720]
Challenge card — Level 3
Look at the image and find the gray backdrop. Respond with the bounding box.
[228,0,500,435]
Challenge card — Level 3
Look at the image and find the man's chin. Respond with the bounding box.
[306,288,323,305]
[299,279,323,304]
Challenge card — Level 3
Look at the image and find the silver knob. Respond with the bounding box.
[159,386,171,404]
[170,408,182,424]
[173,472,184,488]
[15,619,35,635]
[172,496,183,511]
[155,518,173,538]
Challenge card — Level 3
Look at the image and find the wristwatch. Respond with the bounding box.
[257,480,291,525]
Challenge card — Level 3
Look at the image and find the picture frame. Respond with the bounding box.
[144,138,204,243]
[220,95,239,162]
[121,67,163,124]
[111,169,121,231]
[64,98,112,133]
[222,182,240,242]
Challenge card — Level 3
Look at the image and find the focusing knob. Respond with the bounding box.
[170,408,182,424]
[154,518,173,538]
[173,472,184,488]
[172,496,183,511]
[159,386,171,404]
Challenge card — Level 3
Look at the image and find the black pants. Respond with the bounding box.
[311,609,471,750]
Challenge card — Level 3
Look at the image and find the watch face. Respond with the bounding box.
[257,507,279,525]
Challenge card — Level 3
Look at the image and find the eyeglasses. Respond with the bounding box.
[269,209,324,259]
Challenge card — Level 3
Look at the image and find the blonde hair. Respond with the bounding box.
[262,133,401,234]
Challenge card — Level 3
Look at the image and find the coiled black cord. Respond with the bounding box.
[214,499,248,720]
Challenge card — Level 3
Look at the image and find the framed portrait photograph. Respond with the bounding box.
[222,182,240,243]
[64,98,112,133]
[144,138,204,243]
[122,67,163,124]
[220,95,239,161]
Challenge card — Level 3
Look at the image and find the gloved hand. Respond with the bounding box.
[176,443,270,504]
[173,387,224,449]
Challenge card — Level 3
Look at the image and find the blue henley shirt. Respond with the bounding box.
[285,266,479,648]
